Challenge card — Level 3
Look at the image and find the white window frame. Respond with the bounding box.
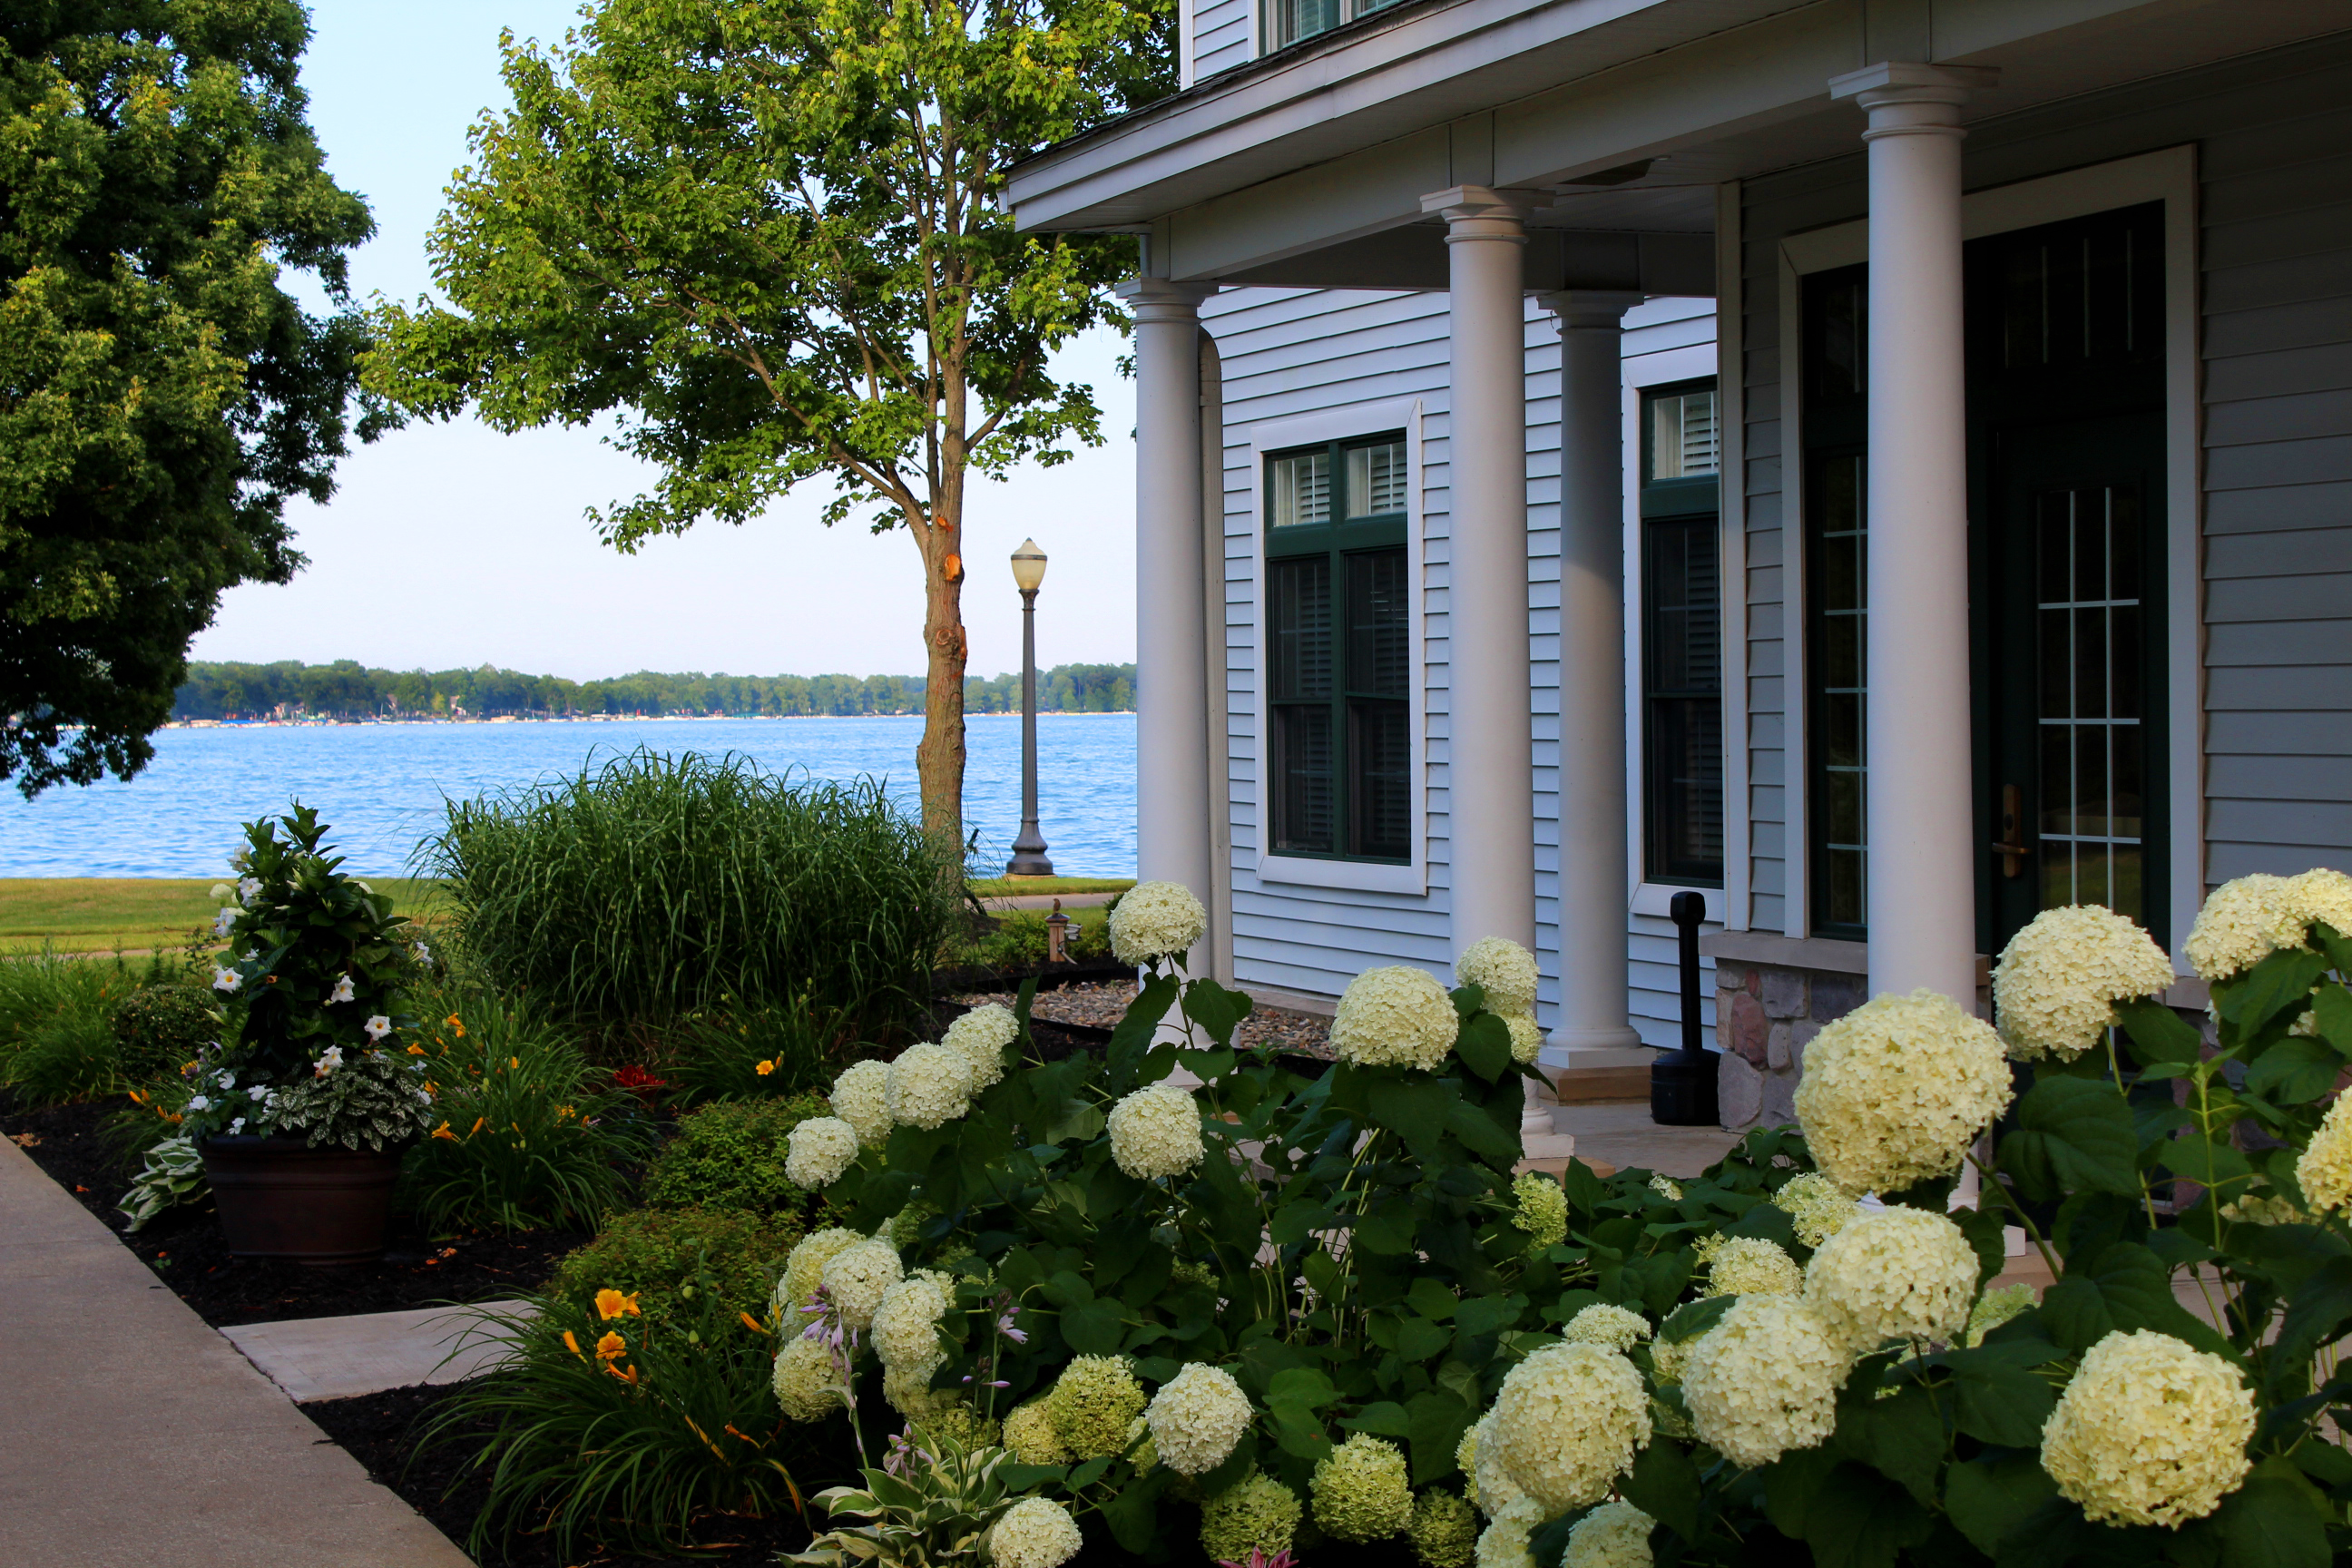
[1775,144,2203,962]
[1622,341,1730,924]
[1247,397,1429,896]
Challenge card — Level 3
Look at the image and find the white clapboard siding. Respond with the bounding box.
[1204,283,1719,1045]
[1191,0,1252,83]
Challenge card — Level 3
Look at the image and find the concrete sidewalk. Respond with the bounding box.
[0,1140,474,1568]
[224,1299,533,1403]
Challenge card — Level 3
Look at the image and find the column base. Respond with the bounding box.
[1544,1023,1649,1065]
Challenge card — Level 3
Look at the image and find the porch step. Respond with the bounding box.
[1549,1064,1654,1103]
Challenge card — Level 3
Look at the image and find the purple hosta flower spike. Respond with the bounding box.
[1216,1552,1296,1568]
[997,1311,1028,1345]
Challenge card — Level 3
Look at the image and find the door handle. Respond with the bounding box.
[1991,783,2030,879]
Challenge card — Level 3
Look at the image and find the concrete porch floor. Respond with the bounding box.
[1541,1097,1747,1178]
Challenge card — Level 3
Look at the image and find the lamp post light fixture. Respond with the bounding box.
[1005,539,1055,877]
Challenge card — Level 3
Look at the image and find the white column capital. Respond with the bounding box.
[1829,62,1998,136]
[1116,278,1214,319]
[1537,289,1646,330]
[1420,185,1544,237]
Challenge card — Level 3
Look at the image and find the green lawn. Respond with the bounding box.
[0,877,446,956]
[965,876,1132,898]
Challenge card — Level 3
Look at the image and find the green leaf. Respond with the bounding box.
[1454,1294,1524,1339]
[2312,985,2352,1055]
[1356,1197,1419,1256]
[1270,1203,1342,1247]
[2219,947,2327,1039]
[1100,1471,1170,1554]
[2272,1257,2352,1396]
[1620,1438,1701,1542]
[1658,1293,1736,1345]
[1393,1315,1450,1362]
[1945,1451,2059,1557]
[1406,1277,1459,1321]
[1446,1093,1521,1164]
[2246,1037,2343,1104]
[2037,1242,2232,1357]
[1061,1297,1128,1356]
[1455,1014,1512,1082]
[2215,1459,2331,1568]
[1266,1367,1339,1431]
[1107,974,1181,1091]
[1181,979,1255,1048]
[1800,1464,1938,1568]
[1947,1354,2058,1447]
[1998,1076,2141,1200]
[1367,1078,1453,1160]
[2116,996,2206,1066]
[1832,1373,1945,1506]
[1562,1158,1607,1215]
[1405,1388,1478,1484]
[995,1463,1066,1493]
[1339,1401,1412,1437]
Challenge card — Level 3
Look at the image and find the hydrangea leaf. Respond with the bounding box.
[1621,1436,1701,1541]
[1180,979,1254,1050]
[1945,1352,2058,1447]
[1453,1013,1512,1083]
[1367,1078,1455,1160]
[2216,1459,2333,1568]
[2219,948,2328,1041]
[1997,1076,2141,1200]
[2114,996,2204,1068]
[1404,1388,1478,1485]
[1059,1297,1128,1356]
[1943,1451,2059,1557]
[2037,1242,2232,1357]
[2271,1258,2352,1397]
[2246,1037,2343,1104]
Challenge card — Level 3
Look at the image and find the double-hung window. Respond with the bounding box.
[1640,382,1725,887]
[1264,434,1412,863]
[1262,0,1406,52]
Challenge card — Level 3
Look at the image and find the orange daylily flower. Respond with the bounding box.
[446,1014,466,1037]
[429,1121,456,1142]
[595,1289,642,1321]
[755,1059,776,1076]
[563,1330,585,1360]
[595,1330,627,1360]
[407,1044,426,1056]
[740,1311,769,1335]
[607,1362,640,1387]
[509,1056,520,1071]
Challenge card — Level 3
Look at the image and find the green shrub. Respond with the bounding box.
[422,1274,828,1557]
[429,749,956,1032]
[109,983,220,1083]
[0,951,153,1106]
[398,984,654,1233]
[549,1205,803,1322]
[643,1095,828,1214]
[667,993,857,1102]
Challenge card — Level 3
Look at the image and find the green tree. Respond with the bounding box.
[0,2,379,795]
[366,0,1170,849]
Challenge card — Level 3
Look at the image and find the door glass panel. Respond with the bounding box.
[2035,481,2144,921]
[1815,453,1867,929]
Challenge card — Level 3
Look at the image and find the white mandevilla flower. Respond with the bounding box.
[819,1237,904,1331]
[238,877,262,906]
[1791,989,2014,1197]
[1145,1362,1253,1475]
[1803,1207,1980,1353]
[363,1015,392,1043]
[828,1059,894,1147]
[1701,1236,1802,1298]
[413,940,433,967]
[771,1336,846,1422]
[1562,1501,1654,1568]
[328,973,356,1005]
[1993,905,2175,1061]
[1561,1303,1653,1354]
[885,1043,974,1130]
[775,1227,864,1320]
[211,906,239,937]
[246,1085,267,1102]
[1681,1296,1852,1469]
[989,1496,1084,1568]
[1108,880,1209,965]
[1328,965,1459,1072]
[229,1117,246,1133]
[1456,936,1539,1017]
[313,1046,344,1076]
[785,1116,861,1190]
[211,966,242,995]
[215,1070,235,1090]
[1107,1083,1205,1180]
[1771,1172,1861,1248]
[1487,1341,1651,1514]
[942,1003,1018,1090]
[187,1095,211,1112]
[2040,1329,2254,1527]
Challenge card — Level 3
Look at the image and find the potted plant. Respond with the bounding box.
[188,803,436,1264]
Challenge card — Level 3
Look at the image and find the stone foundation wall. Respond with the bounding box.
[1712,959,1866,1130]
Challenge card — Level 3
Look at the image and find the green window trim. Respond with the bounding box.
[1639,380,1726,889]
[1264,432,1412,865]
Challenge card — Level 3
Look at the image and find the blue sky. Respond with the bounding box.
[192,1,1139,682]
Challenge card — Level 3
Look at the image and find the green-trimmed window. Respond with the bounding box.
[1262,0,1406,51]
[1266,433,1411,862]
[1640,382,1725,887]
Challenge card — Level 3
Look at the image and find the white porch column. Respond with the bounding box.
[1829,63,1994,1004]
[1120,278,1217,945]
[1540,289,1649,1059]
[1423,185,1540,958]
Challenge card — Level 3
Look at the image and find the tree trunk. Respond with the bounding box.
[915,504,967,859]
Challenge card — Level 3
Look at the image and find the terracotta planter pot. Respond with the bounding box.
[199,1135,407,1266]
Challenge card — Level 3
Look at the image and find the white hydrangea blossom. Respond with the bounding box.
[1472,1495,1546,1568]
[1562,1502,1654,1568]
[1107,1083,1205,1180]
[1329,965,1459,1072]
[942,1003,1018,1090]
[1004,1399,1069,1465]
[1803,1207,1979,1353]
[1311,1432,1414,1541]
[785,1116,861,1190]
[1459,1413,1524,1517]
[883,1361,959,1420]
[774,1226,863,1320]
[1993,905,2176,1062]
[1701,1235,1804,1298]
[820,1237,903,1331]
[1791,989,2015,1197]
[2040,1329,2255,1527]
[871,1269,954,1372]
[829,1060,894,1147]
[1145,1362,1253,1475]
[1965,1284,2038,1347]
[1562,1303,1653,1354]
[772,1337,846,1422]
[1505,1014,1543,1065]
[2297,1092,2352,1215]
[1648,1334,1695,1387]
[1770,1173,1861,1249]
[1108,880,1209,965]
[1681,1297,1852,1469]
[1647,1173,1682,1201]
[1456,936,1539,1017]
[886,1043,975,1130]
[988,1496,1085,1568]
[2182,870,2352,984]
[1487,1342,1651,1514]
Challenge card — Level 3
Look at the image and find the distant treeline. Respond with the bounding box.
[171,660,1138,720]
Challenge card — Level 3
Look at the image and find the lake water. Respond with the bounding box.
[0,714,1137,879]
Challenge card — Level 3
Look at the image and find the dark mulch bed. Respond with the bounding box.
[0,1093,584,1329]
[303,1380,813,1567]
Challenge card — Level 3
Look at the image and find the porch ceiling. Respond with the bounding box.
[1008,0,2352,284]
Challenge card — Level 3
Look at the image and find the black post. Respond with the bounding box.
[1006,587,1054,877]
[1650,890,1720,1126]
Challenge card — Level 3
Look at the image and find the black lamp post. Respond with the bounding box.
[1005,538,1054,877]
[1651,889,1720,1125]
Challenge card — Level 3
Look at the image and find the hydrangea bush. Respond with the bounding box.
[752,873,2352,1568]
